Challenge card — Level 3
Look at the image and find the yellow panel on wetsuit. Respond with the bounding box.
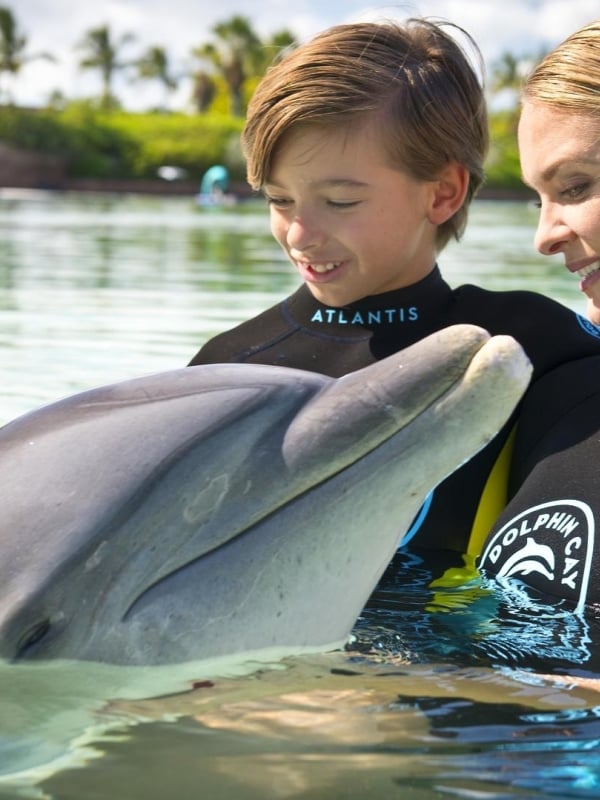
[426,427,516,609]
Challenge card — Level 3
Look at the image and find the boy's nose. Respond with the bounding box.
[286,215,326,251]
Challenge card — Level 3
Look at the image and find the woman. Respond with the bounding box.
[519,20,600,325]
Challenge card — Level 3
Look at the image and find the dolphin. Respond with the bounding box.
[0,324,531,666]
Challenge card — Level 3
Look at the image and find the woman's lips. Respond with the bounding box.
[580,268,600,293]
[569,259,600,292]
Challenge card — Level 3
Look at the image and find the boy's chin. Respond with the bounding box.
[307,284,354,307]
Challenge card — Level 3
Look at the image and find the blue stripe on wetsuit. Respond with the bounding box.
[400,490,434,547]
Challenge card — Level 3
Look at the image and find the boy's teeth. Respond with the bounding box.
[312,263,337,273]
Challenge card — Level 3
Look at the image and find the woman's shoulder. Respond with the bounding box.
[451,283,600,366]
[457,282,565,307]
[454,283,585,324]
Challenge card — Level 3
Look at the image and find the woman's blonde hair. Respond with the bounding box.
[242,18,488,251]
[522,20,600,114]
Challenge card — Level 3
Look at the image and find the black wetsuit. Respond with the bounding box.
[189,267,600,609]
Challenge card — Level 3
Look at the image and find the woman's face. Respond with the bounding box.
[518,100,600,295]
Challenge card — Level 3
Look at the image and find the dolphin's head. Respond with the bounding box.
[0,325,532,665]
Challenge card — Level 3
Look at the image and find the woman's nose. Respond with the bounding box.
[534,202,574,256]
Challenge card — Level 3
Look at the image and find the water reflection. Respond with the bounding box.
[28,652,600,800]
[0,191,585,426]
[0,192,298,423]
[355,548,600,672]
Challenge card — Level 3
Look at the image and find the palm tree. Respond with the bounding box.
[191,15,263,116]
[191,70,216,113]
[135,45,177,110]
[0,6,55,104]
[77,24,135,109]
[488,49,547,143]
[489,50,546,107]
[489,51,525,104]
[191,17,297,116]
[260,29,297,70]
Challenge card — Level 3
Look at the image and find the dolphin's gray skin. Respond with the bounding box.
[0,325,531,666]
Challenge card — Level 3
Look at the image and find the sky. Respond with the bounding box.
[9,0,600,111]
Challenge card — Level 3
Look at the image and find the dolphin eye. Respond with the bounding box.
[16,619,51,658]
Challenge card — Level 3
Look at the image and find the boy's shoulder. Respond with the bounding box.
[188,297,291,366]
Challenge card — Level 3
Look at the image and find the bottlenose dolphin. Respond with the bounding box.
[0,325,531,666]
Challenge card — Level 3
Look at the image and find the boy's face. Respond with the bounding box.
[263,121,440,307]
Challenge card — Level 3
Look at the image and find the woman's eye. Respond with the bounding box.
[560,182,590,201]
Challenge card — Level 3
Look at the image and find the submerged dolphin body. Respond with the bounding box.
[0,325,531,666]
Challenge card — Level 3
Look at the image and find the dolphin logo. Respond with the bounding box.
[495,538,555,581]
[479,499,596,612]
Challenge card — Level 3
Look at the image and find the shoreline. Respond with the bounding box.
[0,179,533,203]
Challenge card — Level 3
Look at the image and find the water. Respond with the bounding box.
[0,191,597,799]
[0,190,585,426]
[0,191,300,425]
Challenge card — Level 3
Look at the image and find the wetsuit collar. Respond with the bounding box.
[283,266,452,338]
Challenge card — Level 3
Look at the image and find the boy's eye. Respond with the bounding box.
[264,196,360,210]
[327,199,361,208]
[264,195,291,208]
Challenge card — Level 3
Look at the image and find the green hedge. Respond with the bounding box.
[0,104,245,181]
[102,111,245,179]
[485,110,523,191]
[0,103,524,189]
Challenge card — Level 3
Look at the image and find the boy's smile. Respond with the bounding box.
[264,121,441,307]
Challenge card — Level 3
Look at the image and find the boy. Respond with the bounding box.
[189,19,600,609]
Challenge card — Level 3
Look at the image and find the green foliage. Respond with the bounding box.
[0,104,245,180]
[1,7,528,193]
[0,105,68,151]
[104,111,245,179]
[485,110,523,190]
[0,103,525,191]
[57,102,137,176]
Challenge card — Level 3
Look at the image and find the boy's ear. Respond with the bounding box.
[427,162,469,225]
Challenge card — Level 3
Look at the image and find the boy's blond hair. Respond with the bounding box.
[242,18,488,251]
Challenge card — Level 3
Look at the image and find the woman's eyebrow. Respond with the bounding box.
[541,156,600,183]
